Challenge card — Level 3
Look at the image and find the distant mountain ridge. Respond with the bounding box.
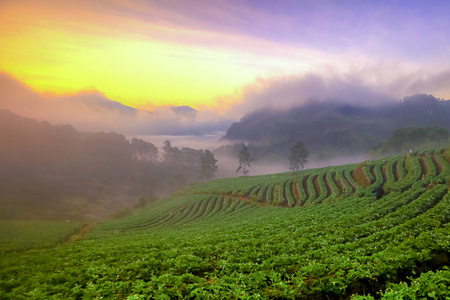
[61,94,138,115]
[222,94,450,159]
[0,72,229,136]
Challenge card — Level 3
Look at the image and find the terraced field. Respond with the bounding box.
[187,148,450,207]
[1,149,449,299]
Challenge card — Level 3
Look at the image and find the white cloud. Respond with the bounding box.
[223,62,450,118]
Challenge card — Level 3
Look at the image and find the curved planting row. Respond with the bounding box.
[323,172,339,203]
[96,195,255,231]
[185,151,449,208]
[433,152,450,183]
[384,158,397,185]
[335,169,354,198]
[154,196,257,228]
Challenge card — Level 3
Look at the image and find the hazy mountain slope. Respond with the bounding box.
[223,94,450,158]
[0,110,147,221]
[0,110,208,221]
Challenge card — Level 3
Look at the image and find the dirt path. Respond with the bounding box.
[368,166,376,184]
[323,174,332,198]
[334,173,343,191]
[381,164,387,183]
[352,166,371,188]
[344,171,358,191]
[418,157,428,177]
[281,182,289,207]
[68,223,95,242]
[292,180,301,204]
[431,155,443,175]
[313,175,321,197]
[302,176,309,202]
[393,161,400,182]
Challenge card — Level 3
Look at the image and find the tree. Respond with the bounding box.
[198,150,218,180]
[162,140,181,163]
[236,144,253,176]
[131,138,158,161]
[181,147,203,168]
[371,126,450,155]
[289,141,308,171]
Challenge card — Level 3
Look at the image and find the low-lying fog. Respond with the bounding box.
[133,133,370,178]
[214,153,371,178]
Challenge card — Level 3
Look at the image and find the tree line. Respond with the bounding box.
[371,126,449,156]
[235,141,309,175]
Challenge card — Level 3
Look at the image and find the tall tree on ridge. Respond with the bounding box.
[289,141,308,171]
[198,150,218,180]
[236,143,253,176]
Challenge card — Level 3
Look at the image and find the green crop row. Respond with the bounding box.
[335,169,354,198]
[323,171,339,203]
[284,179,296,206]
[344,168,363,193]
[303,175,317,205]
[384,158,396,185]
[432,152,450,184]
[392,155,423,192]
[314,174,329,204]
[296,176,308,205]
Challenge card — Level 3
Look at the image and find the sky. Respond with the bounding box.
[1,0,450,137]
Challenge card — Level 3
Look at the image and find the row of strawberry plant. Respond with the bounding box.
[295,175,309,205]
[284,179,296,206]
[384,158,397,185]
[423,154,437,183]
[432,152,450,183]
[392,155,423,192]
[303,175,318,205]
[323,172,339,203]
[313,174,329,204]
[344,168,363,193]
[335,169,354,198]
[363,164,375,184]
[396,156,407,180]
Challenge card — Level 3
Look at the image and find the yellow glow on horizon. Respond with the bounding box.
[1,30,255,108]
[0,2,325,110]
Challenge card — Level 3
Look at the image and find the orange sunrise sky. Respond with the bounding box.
[1,0,450,117]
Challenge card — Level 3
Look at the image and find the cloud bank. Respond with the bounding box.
[0,73,232,138]
[2,62,450,143]
[224,63,450,117]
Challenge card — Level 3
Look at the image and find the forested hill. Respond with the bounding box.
[223,94,450,158]
[0,110,213,221]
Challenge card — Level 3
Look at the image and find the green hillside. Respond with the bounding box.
[222,95,450,160]
[1,149,450,299]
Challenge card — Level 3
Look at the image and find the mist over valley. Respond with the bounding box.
[2,1,450,298]
[2,92,450,222]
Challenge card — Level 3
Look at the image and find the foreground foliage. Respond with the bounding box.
[0,221,83,254]
[1,148,450,299]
